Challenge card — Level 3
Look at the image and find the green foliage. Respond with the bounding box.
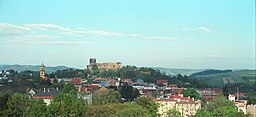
[84,103,130,117]
[0,93,11,116]
[48,93,86,117]
[165,108,181,117]
[182,88,201,100]
[0,93,48,117]
[119,85,139,101]
[25,99,48,117]
[85,103,151,117]
[92,89,121,105]
[195,96,247,117]
[100,69,119,78]
[18,70,39,80]
[114,104,151,117]
[61,83,77,96]
[135,97,159,117]
[55,68,89,78]
[5,93,30,117]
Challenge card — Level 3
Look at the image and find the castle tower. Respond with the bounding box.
[40,62,45,79]
[89,58,96,65]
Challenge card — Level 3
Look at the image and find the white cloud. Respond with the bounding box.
[42,41,94,46]
[127,33,177,40]
[144,36,177,40]
[197,27,211,32]
[24,24,70,31]
[183,26,212,32]
[0,23,178,44]
[0,23,32,37]
[73,30,124,37]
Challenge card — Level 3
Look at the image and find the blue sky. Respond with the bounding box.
[0,0,255,69]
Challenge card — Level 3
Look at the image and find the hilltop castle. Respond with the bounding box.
[87,58,122,71]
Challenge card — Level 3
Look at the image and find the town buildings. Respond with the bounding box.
[156,95,201,117]
[196,88,222,102]
[247,105,256,117]
[32,88,59,105]
[228,93,248,114]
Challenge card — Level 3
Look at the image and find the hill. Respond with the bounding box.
[152,67,205,76]
[191,69,232,76]
[0,64,70,74]
[190,69,256,87]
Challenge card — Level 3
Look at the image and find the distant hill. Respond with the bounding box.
[0,64,70,73]
[190,69,256,87]
[191,69,232,76]
[152,67,205,76]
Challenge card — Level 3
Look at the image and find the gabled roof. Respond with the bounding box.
[156,80,168,84]
[95,77,106,81]
[71,78,82,84]
[32,88,59,99]
[170,84,178,87]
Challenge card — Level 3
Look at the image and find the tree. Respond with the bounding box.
[48,93,86,117]
[0,93,11,116]
[61,83,77,96]
[25,99,48,117]
[5,93,30,117]
[114,104,151,117]
[119,85,139,101]
[222,85,229,97]
[165,108,181,117]
[93,88,121,105]
[135,97,159,117]
[85,103,129,117]
[195,95,246,117]
[182,88,201,100]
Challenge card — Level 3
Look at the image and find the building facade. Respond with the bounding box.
[156,97,201,117]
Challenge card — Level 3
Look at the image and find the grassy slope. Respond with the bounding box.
[191,70,256,87]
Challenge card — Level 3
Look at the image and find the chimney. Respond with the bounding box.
[44,88,45,93]
[48,88,50,92]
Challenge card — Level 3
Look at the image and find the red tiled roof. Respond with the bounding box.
[71,78,82,84]
[156,80,168,84]
[95,77,106,81]
[32,96,53,99]
[177,89,183,94]
[170,84,178,87]
[171,95,181,98]
[85,85,99,91]
[156,99,176,102]
[176,102,198,104]
[43,77,49,81]
[230,93,246,97]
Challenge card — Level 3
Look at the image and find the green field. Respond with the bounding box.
[191,70,256,87]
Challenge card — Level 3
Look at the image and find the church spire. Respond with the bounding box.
[41,61,45,67]
[40,62,45,79]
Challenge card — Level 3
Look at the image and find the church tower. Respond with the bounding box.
[40,62,45,79]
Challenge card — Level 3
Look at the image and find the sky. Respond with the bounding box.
[0,0,255,69]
